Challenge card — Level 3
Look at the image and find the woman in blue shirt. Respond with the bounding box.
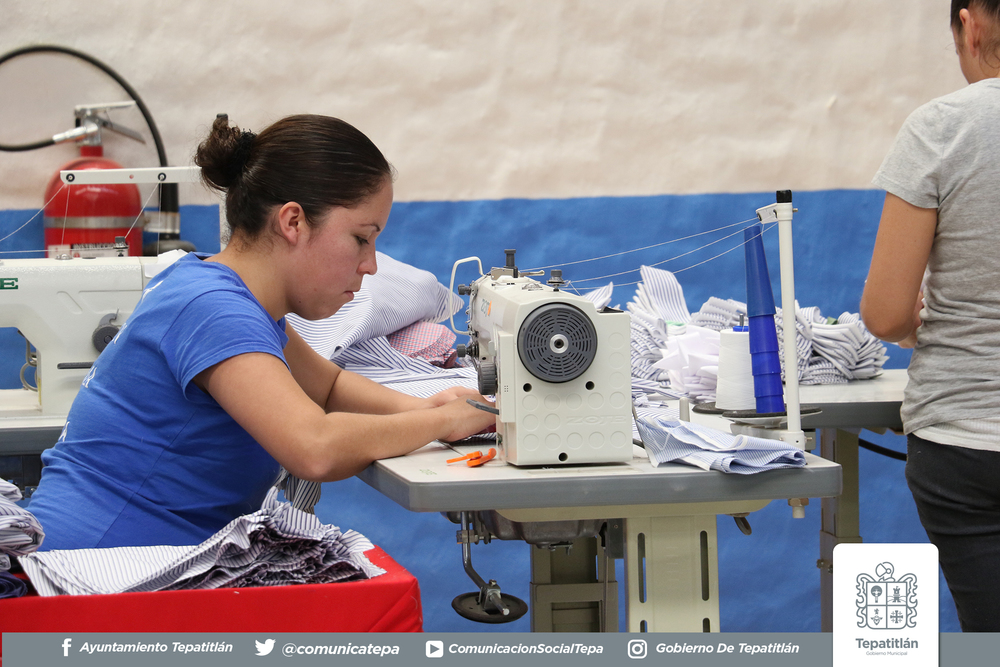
[29,114,495,550]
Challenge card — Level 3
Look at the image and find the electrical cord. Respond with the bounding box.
[858,437,907,461]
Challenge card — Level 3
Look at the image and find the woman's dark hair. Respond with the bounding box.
[195,114,392,244]
[952,0,1000,29]
[952,0,1000,68]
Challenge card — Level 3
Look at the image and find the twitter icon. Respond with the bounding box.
[255,639,275,656]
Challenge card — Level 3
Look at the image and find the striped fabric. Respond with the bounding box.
[0,479,44,561]
[274,469,324,515]
[628,266,694,395]
[774,306,888,384]
[690,296,748,331]
[388,321,458,367]
[1,480,40,597]
[19,489,383,596]
[635,407,806,474]
[288,251,464,361]
[626,265,887,404]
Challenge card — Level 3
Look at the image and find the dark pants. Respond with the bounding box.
[906,434,1000,632]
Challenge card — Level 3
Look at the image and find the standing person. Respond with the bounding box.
[861,1,1000,632]
[28,114,495,551]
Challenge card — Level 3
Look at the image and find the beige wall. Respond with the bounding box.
[0,0,966,208]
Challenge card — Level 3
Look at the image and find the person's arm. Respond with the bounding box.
[194,351,496,482]
[860,193,937,346]
[193,326,495,482]
[281,325,476,413]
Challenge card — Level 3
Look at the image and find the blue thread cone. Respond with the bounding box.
[744,224,784,414]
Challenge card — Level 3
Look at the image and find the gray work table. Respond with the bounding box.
[359,369,907,633]
[359,424,843,633]
[359,441,842,515]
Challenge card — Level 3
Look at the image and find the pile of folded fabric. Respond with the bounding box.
[0,479,44,598]
[634,406,806,475]
[689,296,748,331]
[19,489,382,596]
[774,305,888,384]
[627,267,696,401]
[626,265,888,404]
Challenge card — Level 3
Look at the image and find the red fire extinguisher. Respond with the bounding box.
[41,103,146,257]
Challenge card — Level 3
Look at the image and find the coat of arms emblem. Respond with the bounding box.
[856,561,917,630]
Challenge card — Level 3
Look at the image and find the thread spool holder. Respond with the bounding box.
[724,191,815,450]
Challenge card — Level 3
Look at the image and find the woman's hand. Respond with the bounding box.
[434,392,498,442]
[424,385,486,408]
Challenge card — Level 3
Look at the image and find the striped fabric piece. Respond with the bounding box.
[634,407,805,474]
[337,337,448,375]
[388,321,458,366]
[632,266,693,325]
[0,479,44,560]
[581,283,614,309]
[273,469,323,515]
[374,367,480,396]
[288,251,464,361]
[19,489,383,596]
[689,297,747,331]
[627,266,692,397]
[774,306,888,384]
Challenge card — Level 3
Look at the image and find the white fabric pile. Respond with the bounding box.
[19,489,382,596]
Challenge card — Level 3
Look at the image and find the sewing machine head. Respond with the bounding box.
[0,255,157,421]
[456,250,632,466]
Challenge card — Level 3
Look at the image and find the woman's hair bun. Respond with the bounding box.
[194,113,255,192]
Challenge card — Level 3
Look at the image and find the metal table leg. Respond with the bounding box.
[819,427,862,632]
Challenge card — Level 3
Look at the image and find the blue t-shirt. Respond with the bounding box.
[29,253,289,550]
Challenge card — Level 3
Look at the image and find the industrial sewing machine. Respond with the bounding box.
[0,166,201,460]
[451,249,632,466]
[437,195,823,627]
[443,249,633,621]
[0,249,159,426]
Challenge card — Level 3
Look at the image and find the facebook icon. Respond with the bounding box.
[62,638,72,656]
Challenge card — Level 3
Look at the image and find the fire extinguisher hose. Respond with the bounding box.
[0,44,180,232]
[0,44,169,167]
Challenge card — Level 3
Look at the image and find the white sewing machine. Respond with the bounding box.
[452,250,632,466]
[0,254,159,423]
[1,166,202,448]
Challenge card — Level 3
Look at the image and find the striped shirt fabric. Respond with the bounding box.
[18,489,382,596]
[635,406,806,474]
[0,479,44,560]
[1,479,41,598]
[627,265,887,405]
